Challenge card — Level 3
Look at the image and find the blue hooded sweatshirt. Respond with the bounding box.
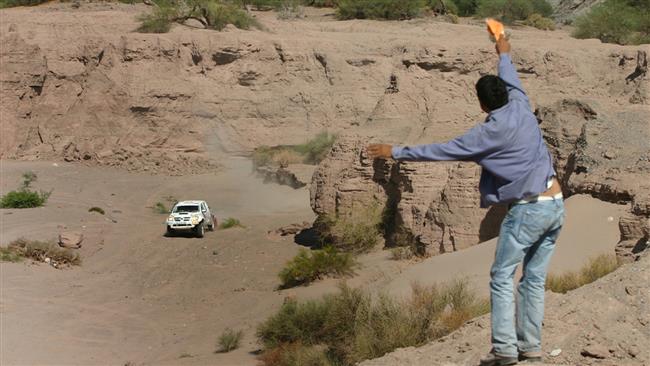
[391,53,556,208]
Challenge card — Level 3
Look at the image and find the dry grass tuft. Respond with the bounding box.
[546,254,620,294]
[216,328,243,353]
[257,279,488,365]
[1,238,81,267]
[279,246,355,288]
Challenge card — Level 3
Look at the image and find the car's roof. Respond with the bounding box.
[175,200,205,206]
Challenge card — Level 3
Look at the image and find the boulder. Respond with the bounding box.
[58,232,83,249]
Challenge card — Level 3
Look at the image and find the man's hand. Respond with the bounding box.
[495,37,511,55]
[367,144,393,160]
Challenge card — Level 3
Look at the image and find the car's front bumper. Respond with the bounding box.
[166,221,198,230]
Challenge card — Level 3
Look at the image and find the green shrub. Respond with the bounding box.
[450,0,477,16]
[279,246,355,288]
[88,206,105,215]
[336,0,426,20]
[1,189,50,208]
[252,132,336,168]
[219,217,244,229]
[137,0,259,33]
[3,238,81,266]
[294,132,337,164]
[573,0,650,45]
[257,280,488,365]
[318,204,383,254]
[546,254,620,294]
[524,13,555,30]
[217,328,243,353]
[137,6,176,33]
[476,0,552,23]
[427,0,458,15]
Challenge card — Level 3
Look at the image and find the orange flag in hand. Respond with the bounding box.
[486,18,505,41]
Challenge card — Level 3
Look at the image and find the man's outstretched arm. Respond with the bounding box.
[367,123,503,162]
[495,38,529,103]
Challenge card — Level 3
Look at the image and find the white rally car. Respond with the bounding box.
[166,200,216,238]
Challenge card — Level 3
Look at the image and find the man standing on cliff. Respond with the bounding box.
[367,37,564,366]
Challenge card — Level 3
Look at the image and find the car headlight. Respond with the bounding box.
[191,214,200,225]
[167,215,174,221]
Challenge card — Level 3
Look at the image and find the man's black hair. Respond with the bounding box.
[475,75,509,111]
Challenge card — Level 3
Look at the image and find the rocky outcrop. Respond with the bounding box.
[310,137,506,255]
[312,97,649,257]
[537,99,650,261]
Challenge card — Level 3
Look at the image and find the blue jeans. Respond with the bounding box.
[490,199,565,357]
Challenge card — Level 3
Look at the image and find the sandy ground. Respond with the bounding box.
[1,158,314,366]
[0,158,630,366]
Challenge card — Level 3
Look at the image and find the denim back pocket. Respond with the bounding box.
[516,204,559,244]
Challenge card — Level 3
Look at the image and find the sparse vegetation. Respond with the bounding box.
[217,328,243,353]
[0,190,51,209]
[1,171,51,209]
[257,280,488,365]
[524,13,555,30]
[0,247,24,262]
[252,132,337,168]
[390,246,414,260]
[546,254,620,294]
[21,171,37,189]
[476,0,553,24]
[219,217,244,229]
[279,246,355,288]
[88,206,106,215]
[137,0,259,34]
[0,238,81,267]
[336,0,426,20]
[317,204,383,254]
[0,0,48,8]
[573,0,650,45]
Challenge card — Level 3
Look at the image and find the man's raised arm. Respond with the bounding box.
[495,38,529,103]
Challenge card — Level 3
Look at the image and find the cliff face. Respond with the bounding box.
[310,137,507,255]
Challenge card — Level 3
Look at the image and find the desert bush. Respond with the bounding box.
[426,0,458,15]
[219,217,244,229]
[0,247,23,262]
[252,133,336,168]
[88,206,105,215]
[279,246,355,288]
[546,254,620,294]
[0,0,47,8]
[294,132,337,164]
[138,0,258,33]
[476,0,553,23]
[390,246,414,260]
[336,0,426,20]
[4,238,81,266]
[302,0,337,7]
[216,328,243,353]
[276,0,304,18]
[257,280,488,365]
[524,13,555,30]
[573,0,650,45]
[318,204,383,254]
[0,189,50,208]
